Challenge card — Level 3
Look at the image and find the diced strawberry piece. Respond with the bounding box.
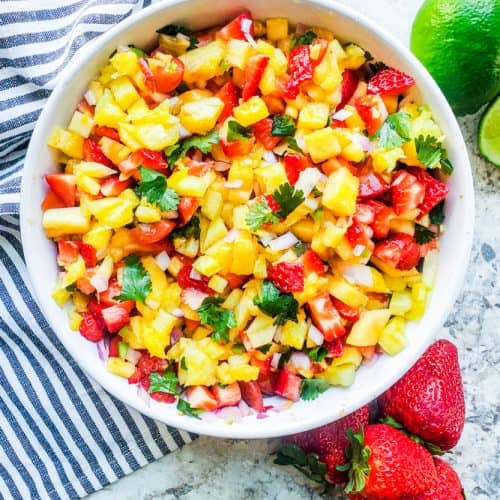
[220,137,255,158]
[325,338,344,358]
[150,392,176,403]
[93,126,120,142]
[338,69,359,109]
[242,55,269,101]
[346,219,372,249]
[355,94,389,136]
[330,119,347,128]
[283,154,311,185]
[83,138,114,167]
[100,175,131,197]
[239,380,264,411]
[79,310,106,342]
[216,81,239,123]
[212,382,242,409]
[367,67,415,96]
[301,249,326,276]
[137,353,168,377]
[217,11,254,41]
[99,278,135,312]
[373,233,421,270]
[76,276,95,295]
[252,118,281,150]
[274,369,301,401]
[130,148,168,172]
[308,292,345,341]
[219,273,249,289]
[57,240,80,266]
[184,318,200,332]
[45,174,76,207]
[264,195,281,213]
[186,386,218,411]
[365,200,395,239]
[131,220,176,245]
[283,45,313,99]
[251,356,272,376]
[77,98,94,116]
[268,262,304,293]
[177,264,213,294]
[257,372,277,395]
[331,297,360,322]
[41,189,66,211]
[354,203,376,225]
[139,58,156,91]
[108,335,122,358]
[75,242,97,267]
[391,170,426,215]
[407,167,449,215]
[101,305,130,333]
[357,168,390,200]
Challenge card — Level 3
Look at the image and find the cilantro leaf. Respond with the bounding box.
[293,241,306,257]
[271,115,296,137]
[415,135,442,168]
[429,200,445,225]
[115,255,152,303]
[171,215,200,240]
[177,399,203,418]
[197,297,236,344]
[308,346,328,362]
[366,60,388,79]
[440,149,454,175]
[272,183,305,219]
[372,112,412,149]
[253,280,299,326]
[156,23,198,50]
[149,371,179,394]
[180,357,187,370]
[414,223,437,244]
[257,344,272,354]
[290,30,317,49]
[136,167,179,211]
[300,378,329,401]
[286,136,303,153]
[311,186,323,197]
[227,120,252,142]
[165,129,219,167]
[245,200,279,231]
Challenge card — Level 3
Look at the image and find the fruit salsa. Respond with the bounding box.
[42,12,451,420]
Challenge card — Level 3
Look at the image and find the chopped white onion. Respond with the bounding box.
[365,226,374,239]
[318,173,328,183]
[224,228,239,243]
[181,288,208,310]
[214,161,231,172]
[238,399,253,417]
[137,385,151,407]
[304,198,319,210]
[125,348,142,365]
[216,406,243,423]
[96,338,109,362]
[84,89,96,106]
[241,19,257,47]
[258,231,275,247]
[271,352,282,369]
[262,151,277,163]
[341,264,374,287]
[288,351,311,370]
[273,326,283,343]
[332,109,353,121]
[171,308,185,318]
[295,134,306,151]
[170,327,183,345]
[223,179,243,189]
[146,299,160,310]
[352,244,366,257]
[178,124,192,139]
[189,268,202,281]
[295,167,323,198]
[351,133,374,152]
[116,44,130,53]
[90,273,109,293]
[176,32,190,42]
[200,411,219,423]
[307,324,324,346]
[155,251,171,271]
[267,232,299,251]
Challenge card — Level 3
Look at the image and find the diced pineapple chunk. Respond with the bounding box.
[322,167,359,216]
[83,223,112,251]
[225,39,253,69]
[109,76,140,110]
[321,221,346,248]
[298,102,330,130]
[205,240,233,272]
[208,275,228,293]
[313,41,342,91]
[68,111,95,138]
[344,105,366,131]
[281,316,308,350]
[405,282,428,321]
[99,136,130,165]
[73,161,116,178]
[347,309,391,346]
[118,122,143,151]
[378,316,407,355]
[246,314,276,348]
[253,253,268,279]
[47,127,84,159]
[145,309,177,358]
[266,18,288,40]
[43,207,90,237]
[402,140,425,167]
[341,140,365,163]
[227,159,254,204]
[168,169,215,198]
[180,97,224,135]
[371,147,405,173]
[305,128,341,163]
[107,357,136,378]
[67,309,83,331]
[233,96,269,126]
[254,162,287,194]
[94,89,127,128]
[75,172,100,196]
[259,66,276,95]
[342,44,366,70]
[135,122,179,151]
[231,230,257,275]
[135,203,161,223]
[203,217,228,250]
[228,364,259,382]
[87,197,134,228]
[202,189,223,220]
[179,40,226,83]
[110,50,140,76]
[193,255,222,277]
[328,277,368,308]
[52,282,71,306]
[232,205,250,231]
[389,290,413,316]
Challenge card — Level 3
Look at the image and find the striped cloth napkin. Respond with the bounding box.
[0,2,196,499]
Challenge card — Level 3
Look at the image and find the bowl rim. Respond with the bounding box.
[20,0,475,438]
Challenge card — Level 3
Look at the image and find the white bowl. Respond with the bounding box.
[20,0,474,439]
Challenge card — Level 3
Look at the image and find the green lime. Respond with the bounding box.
[479,96,500,167]
[411,0,500,116]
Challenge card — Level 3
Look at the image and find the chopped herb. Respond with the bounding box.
[136,166,179,211]
[257,343,273,354]
[115,255,151,303]
[440,155,454,175]
[278,349,292,368]
[118,341,129,360]
[245,200,279,231]
[171,215,201,240]
[271,115,296,137]
[272,183,305,218]
[300,378,329,401]
[197,297,236,344]
[308,346,328,362]
[372,112,412,149]
[165,129,219,167]
[227,120,252,142]
[156,24,198,50]
[416,257,425,273]
[366,60,388,79]
[415,135,442,168]
[253,280,299,326]
[232,343,246,354]
[286,136,303,153]
[180,357,187,370]
[414,223,437,244]
[311,186,323,197]
[148,371,179,394]
[293,241,307,257]
[429,200,445,225]
[177,398,203,418]
[313,208,324,221]
[325,115,332,127]
[175,81,190,94]
[65,283,76,292]
[290,30,317,49]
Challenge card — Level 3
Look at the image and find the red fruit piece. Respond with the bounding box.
[41,189,66,211]
[283,45,313,99]
[407,167,449,215]
[301,249,325,276]
[216,81,239,123]
[378,339,465,451]
[177,197,200,226]
[186,386,218,411]
[79,310,106,342]
[267,262,304,293]
[150,392,176,404]
[128,353,168,384]
[217,11,254,41]
[101,305,130,333]
[75,241,97,267]
[368,67,415,96]
[45,174,76,207]
[99,278,135,312]
[177,264,213,294]
[257,372,276,395]
[108,335,122,358]
[93,126,120,142]
[274,369,301,401]
[138,58,156,92]
[239,380,264,411]
[252,118,281,150]
[324,338,344,358]
[391,170,426,215]
[83,138,114,167]
[365,200,394,239]
[283,153,310,185]
[130,220,176,245]
[355,94,388,136]
[212,382,241,409]
[338,69,359,109]
[101,175,131,197]
[131,148,168,172]
[242,55,269,101]
[331,297,359,322]
[264,194,281,214]
[357,168,390,201]
[373,233,421,270]
[220,137,255,158]
[344,423,437,498]
[308,292,345,341]
[57,240,79,265]
[283,405,369,484]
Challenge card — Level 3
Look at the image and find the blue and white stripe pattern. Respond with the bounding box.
[0,2,196,499]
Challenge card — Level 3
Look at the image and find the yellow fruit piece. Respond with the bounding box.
[232,205,250,231]
[73,161,116,178]
[87,80,104,103]
[344,105,366,132]
[281,316,308,350]
[107,357,136,378]
[405,283,428,321]
[43,207,90,237]
[180,97,224,135]
[294,274,329,304]
[402,140,425,167]
[141,256,167,307]
[342,44,366,70]
[233,96,269,127]
[127,97,149,120]
[135,204,161,223]
[179,40,226,83]
[178,89,213,104]
[228,364,259,382]
[94,89,127,128]
[109,76,139,110]
[389,290,413,316]
[225,39,253,69]
[259,66,276,95]
[378,316,407,356]
[168,169,215,198]
[51,283,71,307]
[234,286,258,330]
[223,289,243,310]
[110,50,139,77]
[321,222,346,248]
[201,189,223,220]
[67,309,82,331]
[230,230,257,275]
[47,127,84,159]
[227,159,255,204]
[291,218,314,243]
[253,253,268,279]
[174,237,199,259]
[68,111,95,138]
[320,364,357,387]
[121,321,145,350]
[203,217,228,251]
[254,162,287,194]
[328,277,368,308]
[384,275,407,292]
[255,41,288,75]
[136,122,180,151]
[119,188,140,207]
[72,291,89,312]
[208,275,228,294]
[298,102,330,130]
[322,167,359,216]
[98,136,131,165]
[313,41,342,91]
[332,346,363,368]
[347,309,391,346]
[87,197,134,228]
[372,147,405,173]
[371,256,420,278]
[75,172,100,195]
[145,309,177,358]
[341,141,365,163]
[117,122,142,151]
[266,17,288,40]
[193,255,223,277]
[305,128,341,163]
[205,240,233,272]
[246,314,277,348]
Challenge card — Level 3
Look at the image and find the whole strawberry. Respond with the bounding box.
[343,423,437,499]
[404,457,464,499]
[378,339,465,451]
[276,405,370,484]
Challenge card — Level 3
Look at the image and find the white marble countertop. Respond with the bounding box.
[88,1,500,498]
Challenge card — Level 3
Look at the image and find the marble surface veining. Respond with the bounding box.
[89,0,500,498]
